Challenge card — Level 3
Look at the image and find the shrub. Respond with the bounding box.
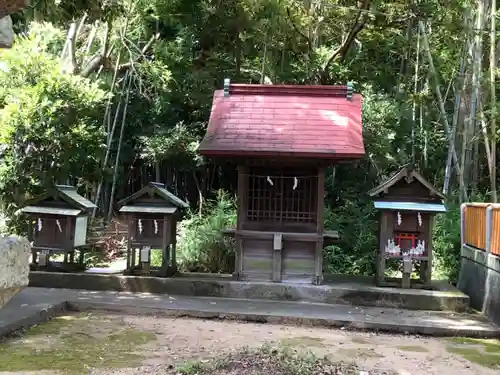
[432,200,462,283]
[177,190,237,273]
[322,200,378,276]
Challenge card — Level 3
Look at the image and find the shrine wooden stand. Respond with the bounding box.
[198,80,364,284]
[368,166,446,288]
[20,185,96,272]
[118,182,188,277]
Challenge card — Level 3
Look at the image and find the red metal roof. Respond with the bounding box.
[198,83,364,159]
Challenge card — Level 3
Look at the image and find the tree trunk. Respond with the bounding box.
[107,74,132,222]
[419,21,468,201]
[466,0,485,197]
[490,0,497,202]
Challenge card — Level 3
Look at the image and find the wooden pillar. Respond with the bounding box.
[423,215,434,285]
[234,165,248,279]
[126,217,134,270]
[314,168,325,285]
[161,215,170,276]
[272,233,283,282]
[170,215,177,273]
[27,220,37,264]
[376,212,389,286]
[64,217,73,265]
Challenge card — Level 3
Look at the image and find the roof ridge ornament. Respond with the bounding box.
[346,82,353,101]
[224,78,230,97]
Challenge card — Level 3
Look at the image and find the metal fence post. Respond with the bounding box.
[460,203,467,247]
[485,206,493,254]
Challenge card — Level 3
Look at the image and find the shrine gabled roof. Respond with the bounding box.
[367,166,445,199]
[198,81,365,159]
[117,182,189,211]
[21,185,96,215]
[373,201,446,213]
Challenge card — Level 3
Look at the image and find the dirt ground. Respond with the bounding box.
[0,312,498,375]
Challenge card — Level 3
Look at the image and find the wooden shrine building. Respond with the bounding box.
[198,80,365,284]
[367,166,446,287]
[20,184,97,270]
[117,182,188,276]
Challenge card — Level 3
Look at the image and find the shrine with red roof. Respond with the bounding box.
[198,79,365,285]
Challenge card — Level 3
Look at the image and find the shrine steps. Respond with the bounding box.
[29,271,470,313]
[1,287,498,339]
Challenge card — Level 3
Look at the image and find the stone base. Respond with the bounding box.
[458,245,500,325]
[0,286,24,308]
[0,16,13,48]
[0,236,31,309]
[29,271,470,312]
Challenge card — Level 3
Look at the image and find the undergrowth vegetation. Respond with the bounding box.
[177,190,237,273]
[175,345,384,375]
[174,189,462,282]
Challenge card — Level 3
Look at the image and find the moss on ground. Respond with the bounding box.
[0,312,156,374]
[446,337,500,369]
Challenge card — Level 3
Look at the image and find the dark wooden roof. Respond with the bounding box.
[367,166,445,199]
[198,81,364,159]
[21,185,97,215]
[117,182,189,211]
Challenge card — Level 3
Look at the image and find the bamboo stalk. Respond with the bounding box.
[107,74,133,222]
[411,26,420,165]
[490,0,497,202]
[419,21,468,201]
[443,11,471,195]
[467,1,485,197]
[91,65,126,219]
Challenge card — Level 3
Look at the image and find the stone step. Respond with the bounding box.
[29,271,471,312]
[1,287,498,339]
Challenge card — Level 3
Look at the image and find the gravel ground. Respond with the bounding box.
[0,313,497,375]
[98,314,500,375]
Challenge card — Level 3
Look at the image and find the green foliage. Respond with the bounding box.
[433,200,463,282]
[0,35,109,222]
[138,122,203,169]
[323,201,378,276]
[177,190,237,273]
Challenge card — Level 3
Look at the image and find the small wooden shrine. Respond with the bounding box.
[117,182,188,276]
[20,185,97,270]
[368,166,446,288]
[198,80,365,284]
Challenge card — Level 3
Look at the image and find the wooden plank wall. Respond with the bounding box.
[241,239,274,281]
[462,203,500,256]
[281,240,315,283]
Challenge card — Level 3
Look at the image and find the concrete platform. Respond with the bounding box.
[29,271,471,312]
[459,245,500,325]
[0,287,498,339]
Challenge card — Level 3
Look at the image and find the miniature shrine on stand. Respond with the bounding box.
[117,182,189,276]
[198,79,365,285]
[20,185,97,271]
[368,166,447,288]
